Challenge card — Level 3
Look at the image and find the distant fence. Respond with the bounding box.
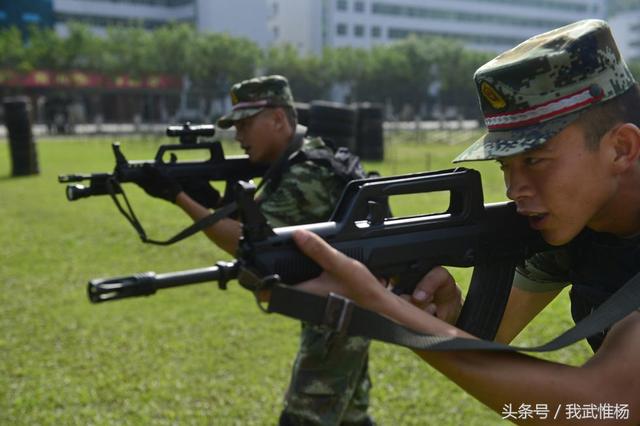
[0,120,480,139]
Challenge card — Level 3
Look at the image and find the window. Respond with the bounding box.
[336,23,348,35]
[337,0,348,11]
[371,26,381,37]
[22,13,41,23]
[354,1,365,12]
[354,24,365,37]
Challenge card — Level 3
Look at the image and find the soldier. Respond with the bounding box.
[136,75,374,425]
[291,19,640,421]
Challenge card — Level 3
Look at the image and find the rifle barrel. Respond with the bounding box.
[87,261,239,303]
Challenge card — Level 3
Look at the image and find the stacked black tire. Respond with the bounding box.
[294,102,310,128]
[354,102,384,161]
[4,97,39,176]
[308,101,358,152]
[306,100,384,161]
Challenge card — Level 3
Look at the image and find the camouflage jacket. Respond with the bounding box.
[257,137,345,227]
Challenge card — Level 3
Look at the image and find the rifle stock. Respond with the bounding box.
[86,168,549,340]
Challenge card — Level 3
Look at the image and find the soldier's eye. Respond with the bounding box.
[524,157,543,166]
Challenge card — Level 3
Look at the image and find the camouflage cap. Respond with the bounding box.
[454,19,636,162]
[216,75,295,129]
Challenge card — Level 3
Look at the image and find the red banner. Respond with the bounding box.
[0,69,181,90]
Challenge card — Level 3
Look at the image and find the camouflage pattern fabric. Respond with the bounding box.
[455,19,636,162]
[258,137,373,426]
[259,137,344,226]
[513,249,572,293]
[217,75,295,129]
[281,323,371,426]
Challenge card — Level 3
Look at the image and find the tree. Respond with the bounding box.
[100,26,155,76]
[321,46,369,101]
[430,39,492,118]
[260,44,332,102]
[0,27,27,71]
[188,31,260,98]
[146,23,197,76]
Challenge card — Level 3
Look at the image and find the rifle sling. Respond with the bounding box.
[109,126,306,246]
[267,269,640,353]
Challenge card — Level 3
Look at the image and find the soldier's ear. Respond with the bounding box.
[609,123,640,173]
[270,107,288,131]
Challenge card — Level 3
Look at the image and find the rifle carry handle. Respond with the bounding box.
[154,142,225,165]
[334,168,485,231]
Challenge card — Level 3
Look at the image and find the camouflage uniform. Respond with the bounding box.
[218,76,373,426]
[453,20,640,351]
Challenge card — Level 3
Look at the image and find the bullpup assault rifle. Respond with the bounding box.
[58,123,267,203]
[86,167,549,340]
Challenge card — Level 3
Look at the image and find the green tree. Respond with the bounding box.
[352,40,419,114]
[146,23,197,76]
[188,31,260,98]
[431,39,492,118]
[23,25,66,70]
[59,23,103,70]
[260,44,331,101]
[0,26,27,70]
[100,26,155,76]
[321,46,369,101]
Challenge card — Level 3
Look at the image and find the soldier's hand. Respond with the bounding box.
[135,164,182,203]
[409,266,462,324]
[292,229,387,309]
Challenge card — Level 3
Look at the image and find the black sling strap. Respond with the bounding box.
[266,269,640,353]
[109,126,307,246]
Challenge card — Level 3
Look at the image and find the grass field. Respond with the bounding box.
[0,131,592,425]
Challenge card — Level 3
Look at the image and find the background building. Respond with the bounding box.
[0,0,55,33]
[1,0,635,56]
[609,9,640,60]
[0,0,270,43]
[268,0,609,55]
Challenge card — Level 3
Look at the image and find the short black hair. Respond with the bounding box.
[575,83,640,149]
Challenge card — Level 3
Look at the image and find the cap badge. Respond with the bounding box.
[480,81,506,110]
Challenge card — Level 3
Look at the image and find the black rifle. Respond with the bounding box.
[87,168,549,340]
[58,122,267,202]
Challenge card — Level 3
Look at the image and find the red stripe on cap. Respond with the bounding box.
[485,87,604,131]
[232,99,269,110]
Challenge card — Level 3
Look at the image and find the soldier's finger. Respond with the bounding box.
[412,266,456,303]
[293,229,346,273]
[425,303,437,316]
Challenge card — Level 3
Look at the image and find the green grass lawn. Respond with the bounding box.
[0,132,591,425]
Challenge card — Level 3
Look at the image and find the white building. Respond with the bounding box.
[46,0,639,59]
[609,10,640,61]
[195,0,271,47]
[53,0,195,34]
[268,0,608,55]
[53,0,271,47]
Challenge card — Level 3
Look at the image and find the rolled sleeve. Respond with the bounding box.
[514,249,572,293]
